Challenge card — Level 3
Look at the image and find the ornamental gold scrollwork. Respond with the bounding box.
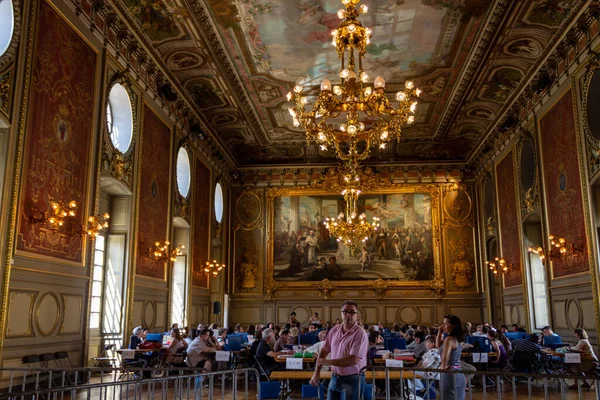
[235,187,262,230]
[371,278,389,299]
[175,195,189,220]
[264,277,279,301]
[443,186,472,223]
[237,232,259,291]
[317,279,334,300]
[429,271,445,299]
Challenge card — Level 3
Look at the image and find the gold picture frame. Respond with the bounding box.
[265,184,444,293]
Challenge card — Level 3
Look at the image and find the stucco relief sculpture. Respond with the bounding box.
[450,250,474,289]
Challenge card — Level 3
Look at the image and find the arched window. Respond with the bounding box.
[176,147,191,198]
[0,0,15,58]
[106,83,133,153]
[214,182,223,223]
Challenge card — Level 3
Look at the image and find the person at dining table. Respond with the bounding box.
[305,330,328,355]
[274,329,290,352]
[567,328,598,389]
[186,328,217,372]
[256,328,291,376]
[162,328,188,365]
[367,330,383,364]
[308,312,322,326]
[407,335,441,394]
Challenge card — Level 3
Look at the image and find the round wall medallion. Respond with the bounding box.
[398,306,420,325]
[565,299,582,331]
[35,292,60,337]
[142,301,157,330]
[443,190,472,221]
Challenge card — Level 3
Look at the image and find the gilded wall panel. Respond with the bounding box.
[58,294,82,335]
[234,228,262,293]
[5,290,37,338]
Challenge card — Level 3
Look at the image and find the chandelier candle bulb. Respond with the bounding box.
[321,79,332,91]
[405,81,414,89]
[374,76,385,88]
[359,4,368,13]
[337,9,345,18]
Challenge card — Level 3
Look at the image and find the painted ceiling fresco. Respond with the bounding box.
[114,0,584,166]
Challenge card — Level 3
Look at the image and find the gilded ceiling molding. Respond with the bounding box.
[66,0,234,176]
[470,2,597,171]
[185,0,274,147]
[433,0,511,140]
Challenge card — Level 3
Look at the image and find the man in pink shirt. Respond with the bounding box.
[310,300,368,399]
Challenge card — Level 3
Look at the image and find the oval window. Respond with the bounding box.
[106,83,133,153]
[0,0,14,58]
[176,148,191,197]
[214,183,224,223]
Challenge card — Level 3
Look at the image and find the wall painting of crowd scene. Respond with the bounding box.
[272,193,435,282]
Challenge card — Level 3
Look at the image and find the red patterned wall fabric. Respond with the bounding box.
[136,105,171,279]
[192,159,210,287]
[496,151,522,288]
[540,91,588,278]
[17,1,96,263]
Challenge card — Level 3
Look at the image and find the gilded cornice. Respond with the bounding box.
[470,1,595,171]
[66,0,234,176]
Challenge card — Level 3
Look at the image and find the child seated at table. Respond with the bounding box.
[407,335,440,393]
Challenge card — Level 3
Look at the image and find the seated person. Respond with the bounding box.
[404,329,415,345]
[472,324,487,337]
[255,328,290,375]
[274,329,290,352]
[308,312,322,326]
[216,328,227,349]
[541,325,560,346]
[511,324,520,332]
[408,331,428,359]
[407,335,441,393]
[163,328,188,365]
[250,330,263,359]
[305,330,327,355]
[288,327,299,346]
[567,328,598,389]
[129,326,144,350]
[487,330,508,369]
[367,331,383,364]
[511,334,542,372]
[308,324,317,333]
[186,328,216,372]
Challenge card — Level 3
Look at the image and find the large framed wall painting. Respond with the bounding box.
[266,187,441,288]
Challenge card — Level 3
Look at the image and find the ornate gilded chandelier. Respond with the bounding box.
[324,162,380,255]
[287,0,420,163]
[149,241,184,263]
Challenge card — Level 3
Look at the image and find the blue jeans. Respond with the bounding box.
[327,374,365,400]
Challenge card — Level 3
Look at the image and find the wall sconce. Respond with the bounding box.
[149,241,184,262]
[486,257,516,275]
[28,199,77,230]
[83,213,110,238]
[204,260,225,277]
[528,234,584,263]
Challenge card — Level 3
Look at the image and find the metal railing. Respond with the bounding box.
[2,364,600,399]
[362,365,600,400]
[0,367,260,400]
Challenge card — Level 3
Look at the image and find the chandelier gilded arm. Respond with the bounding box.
[287,0,420,163]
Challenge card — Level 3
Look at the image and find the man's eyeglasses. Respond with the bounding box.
[341,309,357,315]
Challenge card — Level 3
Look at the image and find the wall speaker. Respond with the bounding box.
[213,301,221,315]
